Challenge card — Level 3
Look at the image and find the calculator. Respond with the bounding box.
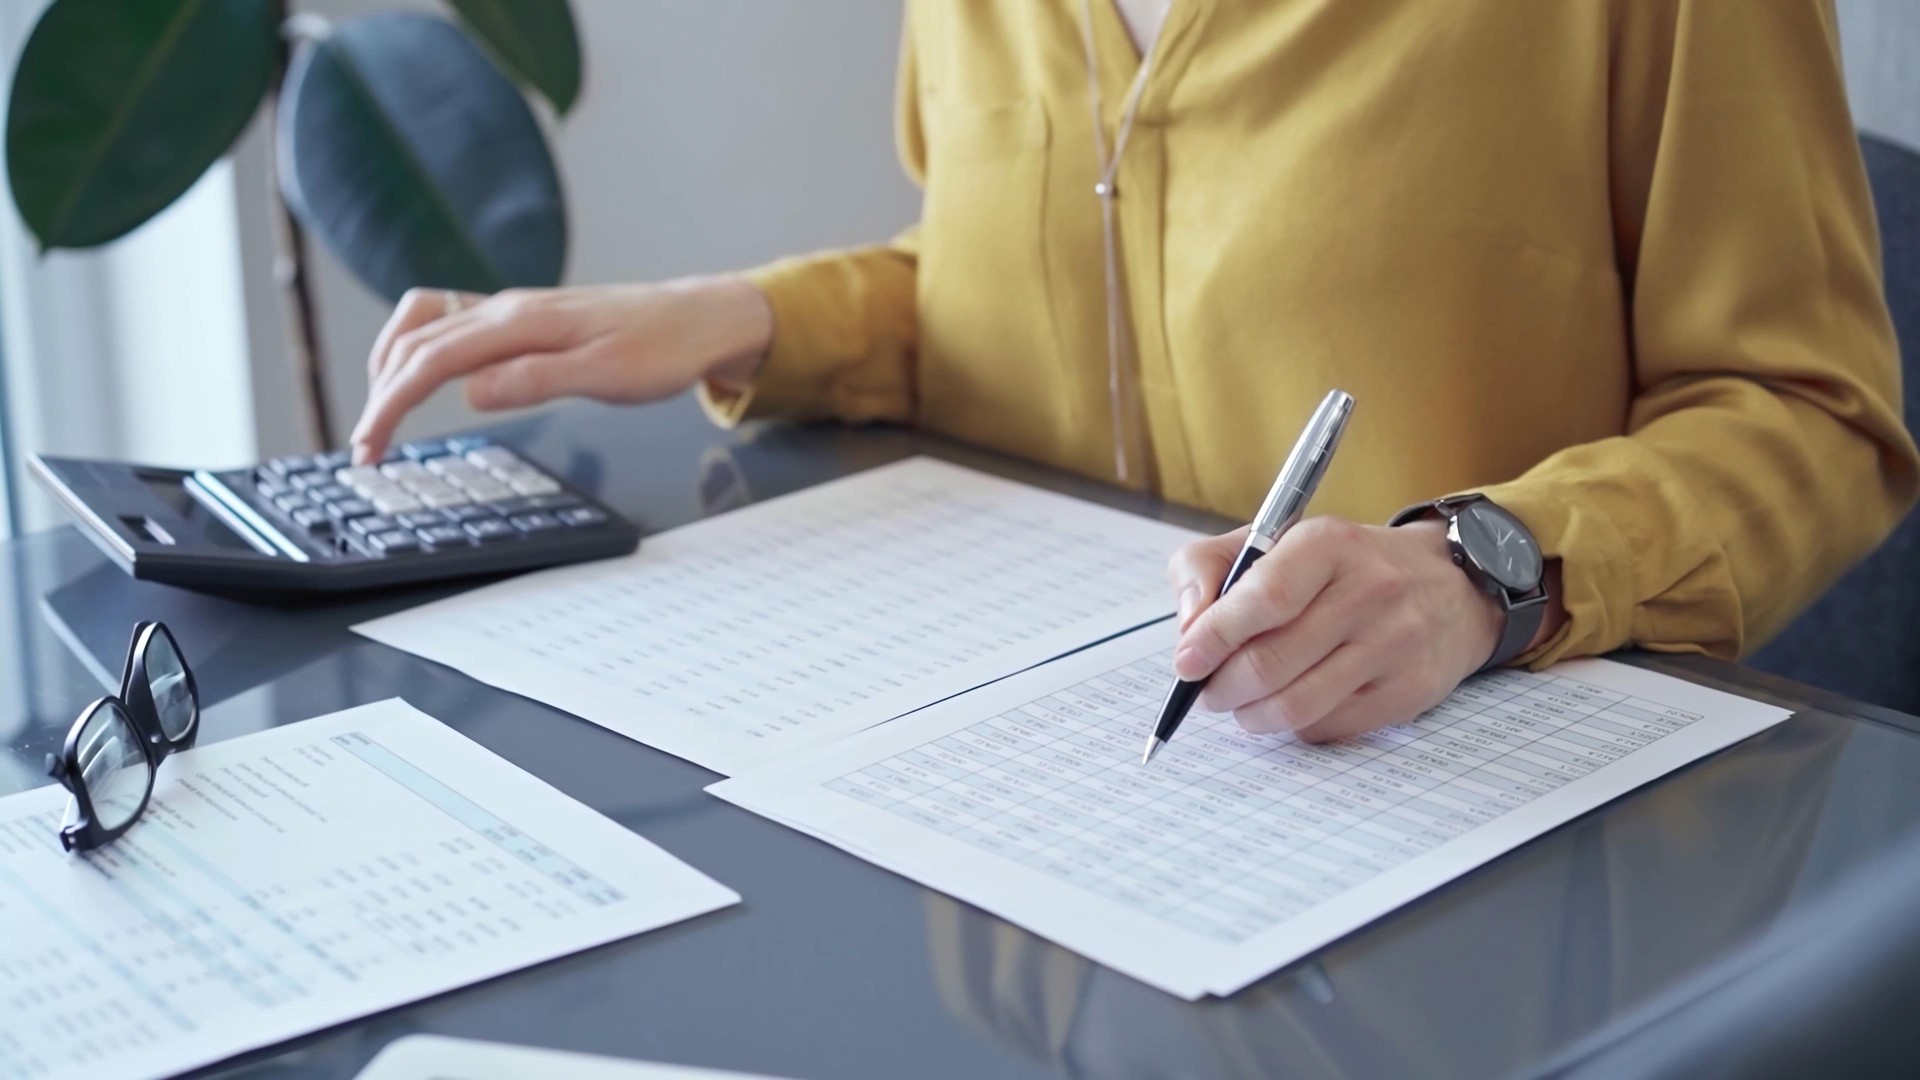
[30,435,641,598]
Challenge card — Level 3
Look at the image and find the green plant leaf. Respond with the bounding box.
[4,0,278,249]
[278,12,567,301]
[446,0,582,117]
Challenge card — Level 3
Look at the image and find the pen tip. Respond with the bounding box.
[1140,738,1162,766]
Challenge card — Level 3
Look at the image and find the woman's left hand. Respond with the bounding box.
[1166,517,1527,743]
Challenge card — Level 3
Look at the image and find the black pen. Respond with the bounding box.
[1141,390,1356,765]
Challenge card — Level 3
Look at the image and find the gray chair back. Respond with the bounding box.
[1748,133,1920,714]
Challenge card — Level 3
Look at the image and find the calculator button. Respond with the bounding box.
[348,515,396,536]
[418,490,471,509]
[425,455,483,476]
[312,450,351,470]
[465,446,522,469]
[494,493,582,516]
[255,479,294,500]
[444,504,498,523]
[463,480,516,503]
[509,511,562,534]
[407,477,460,497]
[380,461,432,484]
[327,498,377,520]
[463,518,516,543]
[308,483,352,504]
[416,523,472,547]
[288,470,329,490]
[353,481,406,503]
[400,439,452,461]
[264,454,312,477]
[367,529,421,554]
[290,507,333,534]
[372,492,424,516]
[507,474,561,496]
[396,509,451,528]
[335,465,383,487]
[558,506,609,528]
[274,493,311,514]
[445,435,491,453]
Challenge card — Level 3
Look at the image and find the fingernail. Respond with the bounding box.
[1173,646,1206,680]
[1176,585,1200,629]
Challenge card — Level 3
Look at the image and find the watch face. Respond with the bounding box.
[1456,502,1543,591]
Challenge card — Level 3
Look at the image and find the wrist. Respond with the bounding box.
[678,274,773,390]
[1404,520,1507,652]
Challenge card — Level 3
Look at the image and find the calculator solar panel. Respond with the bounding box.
[31,435,641,599]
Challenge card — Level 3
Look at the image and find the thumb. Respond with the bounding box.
[1166,526,1249,631]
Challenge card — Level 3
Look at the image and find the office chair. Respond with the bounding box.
[1747,133,1920,714]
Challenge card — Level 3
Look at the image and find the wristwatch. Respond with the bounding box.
[1389,494,1548,673]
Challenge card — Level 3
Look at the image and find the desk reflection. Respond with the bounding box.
[919,715,1847,1080]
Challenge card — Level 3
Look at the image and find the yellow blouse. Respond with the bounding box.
[703,0,1918,666]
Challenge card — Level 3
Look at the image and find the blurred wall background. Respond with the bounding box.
[1842,1,1920,150]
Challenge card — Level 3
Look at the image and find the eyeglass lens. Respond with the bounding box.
[142,629,194,740]
[70,702,151,831]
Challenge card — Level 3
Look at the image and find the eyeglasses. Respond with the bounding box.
[45,621,200,852]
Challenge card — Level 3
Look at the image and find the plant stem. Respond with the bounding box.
[267,1,335,451]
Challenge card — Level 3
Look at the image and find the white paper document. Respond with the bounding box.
[0,700,738,1080]
[354,458,1199,775]
[712,624,1792,999]
[356,1035,789,1080]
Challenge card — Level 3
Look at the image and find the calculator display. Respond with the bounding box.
[139,475,259,552]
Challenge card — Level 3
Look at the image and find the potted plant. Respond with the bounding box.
[4,0,582,449]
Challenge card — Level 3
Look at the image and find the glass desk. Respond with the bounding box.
[4,396,1918,1080]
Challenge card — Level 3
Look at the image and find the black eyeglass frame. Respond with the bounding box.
[45,621,200,852]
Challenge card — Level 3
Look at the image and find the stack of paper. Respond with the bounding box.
[712,624,1791,999]
[0,701,737,1080]
[355,458,1200,775]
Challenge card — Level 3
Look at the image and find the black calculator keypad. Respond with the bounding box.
[238,437,625,569]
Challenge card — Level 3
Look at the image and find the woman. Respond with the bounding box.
[350,1,1918,743]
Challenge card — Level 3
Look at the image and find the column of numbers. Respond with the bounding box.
[830,656,1702,944]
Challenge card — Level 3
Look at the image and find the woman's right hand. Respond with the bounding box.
[350,275,773,464]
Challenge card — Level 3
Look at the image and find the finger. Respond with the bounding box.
[1292,675,1430,744]
[1198,576,1370,713]
[352,312,485,463]
[351,312,562,459]
[369,304,489,401]
[1173,519,1348,681]
[1233,640,1378,735]
[1166,527,1248,631]
[466,347,596,410]
[366,289,458,385]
